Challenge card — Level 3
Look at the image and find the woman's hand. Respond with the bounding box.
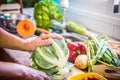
[21,64,51,80]
[0,61,51,80]
[0,28,63,51]
[25,33,64,51]
[39,33,64,40]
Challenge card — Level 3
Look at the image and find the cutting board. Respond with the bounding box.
[94,64,120,79]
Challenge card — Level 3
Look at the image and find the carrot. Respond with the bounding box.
[17,20,52,38]
[36,27,51,34]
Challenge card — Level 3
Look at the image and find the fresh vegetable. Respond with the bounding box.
[68,50,77,63]
[87,45,94,72]
[17,20,52,38]
[51,62,73,80]
[84,35,120,72]
[67,42,87,63]
[69,72,107,80]
[75,42,87,54]
[37,27,52,34]
[35,28,52,36]
[31,39,70,77]
[74,54,88,69]
[17,19,36,38]
[34,0,63,29]
[66,20,89,37]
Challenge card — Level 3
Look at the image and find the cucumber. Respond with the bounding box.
[66,21,89,36]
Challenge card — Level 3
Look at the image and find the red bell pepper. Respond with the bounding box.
[67,42,78,51]
[68,50,77,63]
[74,42,87,54]
[67,42,87,63]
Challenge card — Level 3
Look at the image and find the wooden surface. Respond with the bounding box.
[3,48,32,66]
[94,64,120,80]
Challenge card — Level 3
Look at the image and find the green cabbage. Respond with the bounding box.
[31,38,69,76]
[34,0,63,29]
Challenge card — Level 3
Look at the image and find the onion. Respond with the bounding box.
[74,54,88,69]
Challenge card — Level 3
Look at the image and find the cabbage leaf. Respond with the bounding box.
[31,38,69,76]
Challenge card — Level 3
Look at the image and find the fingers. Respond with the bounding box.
[39,33,64,40]
[34,70,51,80]
[44,76,51,80]
[23,66,51,80]
[39,72,51,80]
[28,33,64,51]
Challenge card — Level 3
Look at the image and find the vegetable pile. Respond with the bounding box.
[34,0,63,29]
[84,35,120,72]
[66,34,120,72]
[31,38,72,79]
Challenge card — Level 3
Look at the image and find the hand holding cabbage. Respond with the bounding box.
[31,38,72,80]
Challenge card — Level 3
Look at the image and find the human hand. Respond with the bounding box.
[25,33,64,51]
[0,62,51,80]
[20,64,51,80]
[39,33,64,40]
[35,33,64,46]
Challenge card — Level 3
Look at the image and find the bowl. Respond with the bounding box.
[68,72,107,80]
[0,13,30,34]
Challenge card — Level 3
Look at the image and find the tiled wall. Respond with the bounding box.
[66,0,120,40]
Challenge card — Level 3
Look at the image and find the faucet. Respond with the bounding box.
[60,0,69,8]
[51,0,69,32]
[60,0,69,33]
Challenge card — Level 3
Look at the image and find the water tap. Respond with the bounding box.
[60,0,69,8]
[52,0,69,32]
[60,0,69,33]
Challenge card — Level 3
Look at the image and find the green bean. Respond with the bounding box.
[87,46,94,72]
[98,60,116,68]
[90,44,95,59]
[85,35,120,72]
[92,41,107,65]
[102,53,112,64]
[97,35,108,41]
[105,42,119,58]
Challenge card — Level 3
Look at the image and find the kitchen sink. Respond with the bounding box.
[60,30,88,42]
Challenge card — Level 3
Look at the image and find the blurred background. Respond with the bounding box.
[0,0,120,40]
[0,0,39,8]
